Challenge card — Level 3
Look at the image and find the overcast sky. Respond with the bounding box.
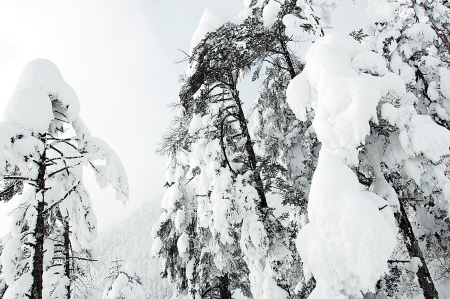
[0,0,366,235]
[0,0,249,234]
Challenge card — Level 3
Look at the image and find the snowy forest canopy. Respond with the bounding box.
[1,0,450,298]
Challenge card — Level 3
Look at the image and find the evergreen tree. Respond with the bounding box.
[364,0,450,296]
[287,10,450,297]
[0,59,129,299]
[102,261,147,299]
[154,1,332,298]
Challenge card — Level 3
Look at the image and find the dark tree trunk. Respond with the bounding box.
[219,274,232,299]
[395,200,439,299]
[64,218,71,299]
[278,27,297,80]
[233,89,268,210]
[31,144,47,299]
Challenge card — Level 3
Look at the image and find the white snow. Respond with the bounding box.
[3,88,53,134]
[282,14,304,31]
[233,8,252,25]
[1,235,21,286]
[262,0,281,27]
[287,32,400,297]
[439,67,450,99]
[189,8,226,55]
[366,0,399,31]
[297,150,397,297]
[408,115,450,163]
[15,59,80,123]
[287,33,404,165]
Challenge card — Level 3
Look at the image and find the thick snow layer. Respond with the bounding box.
[381,103,450,163]
[1,235,21,286]
[287,33,405,165]
[189,8,226,55]
[233,8,252,25]
[297,150,397,296]
[262,0,281,27]
[15,59,80,123]
[408,115,450,163]
[3,88,53,133]
[366,0,400,31]
[404,23,436,44]
[439,67,450,99]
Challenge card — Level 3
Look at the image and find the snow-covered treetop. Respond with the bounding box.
[287,33,405,165]
[3,88,53,134]
[3,59,80,135]
[189,8,226,55]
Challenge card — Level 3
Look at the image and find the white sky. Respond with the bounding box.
[0,0,366,235]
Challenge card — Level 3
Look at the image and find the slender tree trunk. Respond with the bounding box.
[233,89,267,210]
[64,218,71,299]
[395,200,439,299]
[278,28,297,80]
[31,142,46,299]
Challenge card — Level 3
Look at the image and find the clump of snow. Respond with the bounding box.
[366,0,400,31]
[282,14,304,31]
[3,88,53,133]
[286,72,311,122]
[1,235,22,286]
[263,0,282,27]
[287,33,404,165]
[288,32,399,297]
[15,59,80,123]
[233,8,252,25]
[352,50,388,75]
[408,115,450,163]
[297,150,397,297]
[381,102,450,163]
[177,232,189,259]
[404,23,436,44]
[189,8,226,55]
[439,67,450,99]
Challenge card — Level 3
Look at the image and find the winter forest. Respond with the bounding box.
[0,0,450,298]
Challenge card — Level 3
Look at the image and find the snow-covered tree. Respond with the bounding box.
[0,59,129,299]
[362,0,450,297]
[102,261,147,299]
[287,11,450,295]
[154,1,336,298]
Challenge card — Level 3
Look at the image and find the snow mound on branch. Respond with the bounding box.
[297,150,397,297]
[287,32,405,165]
[15,59,80,122]
[283,14,304,31]
[366,0,399,30]
[439,67,450,99]
[233,8,252,25]
[263,0,281,27]
[189,8,226,55]
[3,88,53,133]
[288,32,399,297]
[406,115,450,163]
